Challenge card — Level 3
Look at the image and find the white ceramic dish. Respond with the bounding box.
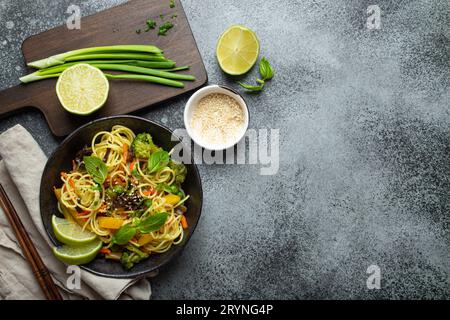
[184,84,249,151]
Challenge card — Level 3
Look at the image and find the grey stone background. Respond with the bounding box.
[0,0,449,299]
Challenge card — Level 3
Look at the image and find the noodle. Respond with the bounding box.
[56,125,189,269]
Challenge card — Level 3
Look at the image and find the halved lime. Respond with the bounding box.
[52,215,97,246]
[56,63,109,115]
[52,240,102,265]
[216,25,260,75]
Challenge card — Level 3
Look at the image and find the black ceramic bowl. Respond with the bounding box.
[40,115,202,278]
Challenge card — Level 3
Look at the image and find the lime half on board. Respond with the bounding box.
[216,25,260,75]
[56,63,109,115]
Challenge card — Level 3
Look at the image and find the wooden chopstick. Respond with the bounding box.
[0,183,63,300]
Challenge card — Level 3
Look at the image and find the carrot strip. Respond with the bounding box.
[69,179,76,189]
[129,159,137,171]
[143,188,155,196]
[78,210,90,216]
[122,143,128,164]
[99,248,111,255]
[181,215,188,229]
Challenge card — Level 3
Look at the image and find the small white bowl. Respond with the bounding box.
[184,84,249,151]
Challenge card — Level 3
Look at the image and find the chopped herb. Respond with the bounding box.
[171,14,178,19]
[160,14,164,20]
[158,21,174,36]
[145,19,157,32]
[136,29,141,34]
[170,0,175,8]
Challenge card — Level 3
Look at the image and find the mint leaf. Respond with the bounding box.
[169,0,175,8]
[259,57,274,81]
[112,224,137,245]
[237,57,274,93]
[138,212,169,234]
[147,150,169,174]
[83,156,108,184]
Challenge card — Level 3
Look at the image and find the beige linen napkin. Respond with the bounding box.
[0,124,152,300]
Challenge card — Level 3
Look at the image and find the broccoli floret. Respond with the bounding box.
[169,160,187,185]
[131,133,159,159]
[120,252,134,270]
[126,244,149,259]
[120,246,149,270]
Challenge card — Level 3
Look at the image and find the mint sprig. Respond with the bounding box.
[238,57,274,92]
[112,212,169,245]
[147,150,169,174]
[83,156,108,185]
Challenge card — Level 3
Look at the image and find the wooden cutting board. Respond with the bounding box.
[0,0,207,136]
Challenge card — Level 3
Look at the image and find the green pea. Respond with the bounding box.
[170,185,179,194]
[113,185,124,194]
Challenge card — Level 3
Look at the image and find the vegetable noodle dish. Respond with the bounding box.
[54,125,189,269]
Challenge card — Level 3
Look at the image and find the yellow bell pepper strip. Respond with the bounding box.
[164,194,180,205]
[98,217,124,229]
[138,234,153,246]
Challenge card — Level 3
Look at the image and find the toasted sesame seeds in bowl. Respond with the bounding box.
[184,84,249,151]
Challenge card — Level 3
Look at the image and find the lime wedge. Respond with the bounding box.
[52,240,102,265]
[56,63,109,115]
[52,215,97,246]
[216,25,260,75]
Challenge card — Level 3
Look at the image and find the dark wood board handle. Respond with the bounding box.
[0,0,208,136]
[0,83,44,117]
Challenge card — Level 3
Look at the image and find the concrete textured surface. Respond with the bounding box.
[0,0,449,299]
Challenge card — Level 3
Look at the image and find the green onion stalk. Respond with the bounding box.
[20,63,194,84]
[27,45,163,69]
[90,64,195,81]
[20,44,195,88]
[64,53,168,62]
[104,74,184,88]
[35,60,177,75]
[20,72,185,88]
